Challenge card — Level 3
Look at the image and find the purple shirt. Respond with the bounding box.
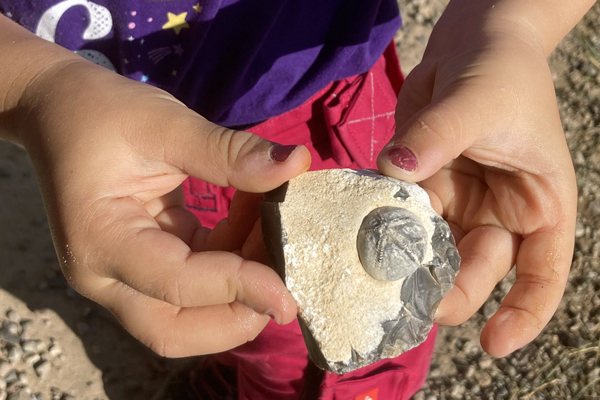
[1,1,400,127]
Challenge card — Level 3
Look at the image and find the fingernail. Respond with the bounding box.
[264,308,282,324]
[269,144,297,163]
[386,146,418,172]
[494,309,515,327]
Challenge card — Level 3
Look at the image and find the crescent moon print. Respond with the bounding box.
[34,1,115,71]
[35,0,112,42]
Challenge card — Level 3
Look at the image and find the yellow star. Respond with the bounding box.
[162,12,189,35]
[172,70,178,76]
[193,3,202,13]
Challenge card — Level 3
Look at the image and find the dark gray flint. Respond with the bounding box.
[324,215,460,374]
[261,170,460,374]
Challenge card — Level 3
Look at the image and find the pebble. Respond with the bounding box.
[4,370,18,384]
[5,310,20,323]
[60,395,75,400]
[478,356,493,369]
[34,361,51,380]
[23,353,41,366]
[451,383,466,399]
[429,367,442,378]
[425,396,438,400]
[466,365,476,379]
[574,150,586,166]
[7,347,23,364]
[475,371,493,387]
[0,361,12,377]
[2,322,18,336]
[19,321,33,340]
[0,392,5,400]
[17,371,28,385]
[21,341,38,354]
[48,345,62,358]
[484,299,500,320]
[0,378,6,390]
[412,392,425,400]
[1,322,20,345]
[505,365,517,377]
[576,220,586,238]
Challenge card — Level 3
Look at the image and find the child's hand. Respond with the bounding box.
[377,0,582,358]
[17,60,311,357]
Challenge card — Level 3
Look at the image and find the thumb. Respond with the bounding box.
[162,115,312,193]
[377,93,492,182]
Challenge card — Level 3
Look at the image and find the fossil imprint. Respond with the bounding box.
[261,169,461,373]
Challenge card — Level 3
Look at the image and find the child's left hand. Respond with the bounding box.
[377,0,587,358]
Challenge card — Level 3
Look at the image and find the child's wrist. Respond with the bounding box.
[15,59,102,149]
[444,0,594,58]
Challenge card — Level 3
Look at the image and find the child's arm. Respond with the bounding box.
[378,0,594,357]
[0,14,311,357]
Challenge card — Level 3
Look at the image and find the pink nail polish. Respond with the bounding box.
[269,144,297,163]
[386,146,418,172]
[264,308,282,324]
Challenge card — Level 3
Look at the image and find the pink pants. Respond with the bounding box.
[183,43,436,400]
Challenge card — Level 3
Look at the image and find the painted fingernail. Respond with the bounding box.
[386,146,418,172]
[269,144,297,163]
[264,308,282,324]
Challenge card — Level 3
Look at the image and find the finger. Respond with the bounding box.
[91,201,297,323]
[377,85,505,182]
[481,228,574,357]
[158,113,311,192]
[434,225,519,325]
[146,187,202,247]
[394,62,436,129]
[101,281,270,357]
[241,219,270,266]
[194,191,263,252]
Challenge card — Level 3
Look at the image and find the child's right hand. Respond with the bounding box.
[12,56,311,357]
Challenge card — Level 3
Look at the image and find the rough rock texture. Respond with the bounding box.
[262,169,460,373]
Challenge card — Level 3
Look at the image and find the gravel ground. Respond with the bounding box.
[1,1,599,399]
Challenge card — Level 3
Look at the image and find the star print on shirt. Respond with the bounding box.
[193,3,202,13]
[162,12,189,35]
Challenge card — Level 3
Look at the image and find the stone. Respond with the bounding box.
[482,299,498,320]
[23,353,40,366]
[0,361,12,378]
[478,356,493,369]
[1,323,20,345]
[262,169,460,373]
[576,220,586,238]
[451,383,466,399]
[17,372,27,385]
[19,321,33,338]
[5,311,20,323]
[7,347,23,364]
[3,370,17,385]
[48,345,62,358]
[357,207,427,281]
[33,361,51,379]
[21,342,38,354]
